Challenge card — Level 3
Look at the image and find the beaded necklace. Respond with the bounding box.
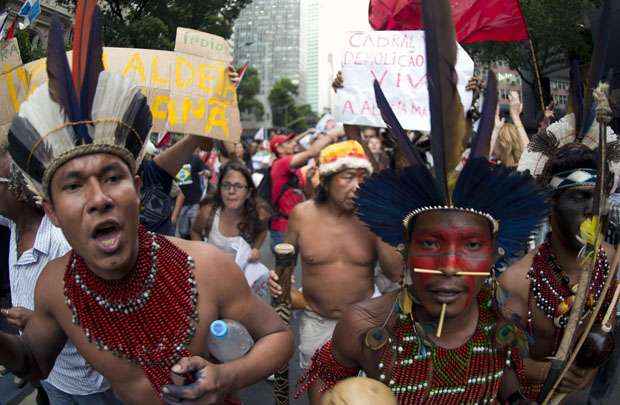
[377,294,515,404]
[64,226,199,396]
[527,239,609,333]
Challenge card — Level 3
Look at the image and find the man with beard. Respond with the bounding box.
[0,4,293,404]
[501,119,617,400]
[268,140,402,401]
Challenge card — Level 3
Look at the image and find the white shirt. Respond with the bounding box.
[1,215,109,395]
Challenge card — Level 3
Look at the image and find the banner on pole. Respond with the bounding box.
[334,30,474,131]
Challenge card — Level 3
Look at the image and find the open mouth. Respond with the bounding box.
[91,220,122,254]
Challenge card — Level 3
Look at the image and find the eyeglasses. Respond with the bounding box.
[221,182,248,192]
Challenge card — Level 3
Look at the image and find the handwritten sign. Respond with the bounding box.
[0,38,27,134]
[335,30,474,131]
[1,28,240,141]
[175,28,233,63]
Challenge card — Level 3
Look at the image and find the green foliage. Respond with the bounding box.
[16,29,45,64]
[268,78,318,131]
[237,67,264,121]
[56,0,253,49]
[269,77,298,127]
[467,0,601,83]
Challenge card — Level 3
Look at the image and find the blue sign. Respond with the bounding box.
[18,0,40,25]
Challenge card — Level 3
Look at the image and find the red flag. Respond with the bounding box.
[369,0,529,44]
[5,17,17,40]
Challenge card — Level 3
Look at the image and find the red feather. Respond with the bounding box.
[72,0,99,97]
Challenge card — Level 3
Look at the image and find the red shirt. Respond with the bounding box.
[270,155,304,232]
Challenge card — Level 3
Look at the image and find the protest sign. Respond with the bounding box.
[334,30,474,131]
[0,38,27,134]
[13,28,240,141]
[175,27,233,63]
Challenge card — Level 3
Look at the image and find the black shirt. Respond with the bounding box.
[178,155,206,206]
[139,159,175,235]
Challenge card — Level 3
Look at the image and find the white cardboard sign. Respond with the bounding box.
[335,30,474,131]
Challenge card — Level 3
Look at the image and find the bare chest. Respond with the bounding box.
[298,217,376,266]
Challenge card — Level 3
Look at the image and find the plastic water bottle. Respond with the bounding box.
[207,319,254,363]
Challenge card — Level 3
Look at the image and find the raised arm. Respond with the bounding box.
[509,91,529,151]
[290,130,339,169]
[376,237,403,283]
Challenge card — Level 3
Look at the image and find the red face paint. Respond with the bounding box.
[407,211,494,317]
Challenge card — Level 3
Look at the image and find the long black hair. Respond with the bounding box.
[211,160,266,244]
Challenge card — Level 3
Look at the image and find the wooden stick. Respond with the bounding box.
[456,272,491,277]
[413,268,489,277]
[543,244,620,404]
[414,268,442,274]
[436,303,447,338]
[602,283,620,332]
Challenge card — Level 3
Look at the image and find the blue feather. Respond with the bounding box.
[373,80,425,167]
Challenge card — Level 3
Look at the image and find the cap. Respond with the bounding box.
[270,134,293,154]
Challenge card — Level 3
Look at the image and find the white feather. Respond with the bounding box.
[91,71,142,146]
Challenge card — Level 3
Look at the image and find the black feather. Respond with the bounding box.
[529,130,560,157]
[373,80,425,167]
[8,118,50,183]
[422,0,466,203]
[569,58,585,136]
[47,17,90,144]
[470,71,498,159]
[117,92,152,160]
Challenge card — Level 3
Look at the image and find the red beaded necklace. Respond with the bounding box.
[377,292,518,404]
[527,239,609,335]
[64,226,198,396]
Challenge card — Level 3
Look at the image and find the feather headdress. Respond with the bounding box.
[519,0,619,182]
[355,0,549,264]
[7,0,152,198]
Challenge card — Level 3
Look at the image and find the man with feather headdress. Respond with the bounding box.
[0,1,293,403]
[501,95,618,402]
[263,0,549,404]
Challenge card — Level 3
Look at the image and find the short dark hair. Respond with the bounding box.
[314,174,334,204]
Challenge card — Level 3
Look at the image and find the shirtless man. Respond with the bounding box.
[501,141,615,400]
[0,10,293,404]
[269,141,402,395]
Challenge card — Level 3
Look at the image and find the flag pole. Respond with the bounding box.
[528,37,546,113]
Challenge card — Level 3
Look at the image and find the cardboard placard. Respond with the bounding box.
[0,38,28,134]
[4,28,240,141]
[334,30,474,131]
[175,27,233,63]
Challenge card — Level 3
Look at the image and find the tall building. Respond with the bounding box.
[301,0,319,113]
[233,0,303,126]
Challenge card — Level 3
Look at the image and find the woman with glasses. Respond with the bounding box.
[191,161,269,263]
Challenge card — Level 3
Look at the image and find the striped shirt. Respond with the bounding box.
[0,215,109,395]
